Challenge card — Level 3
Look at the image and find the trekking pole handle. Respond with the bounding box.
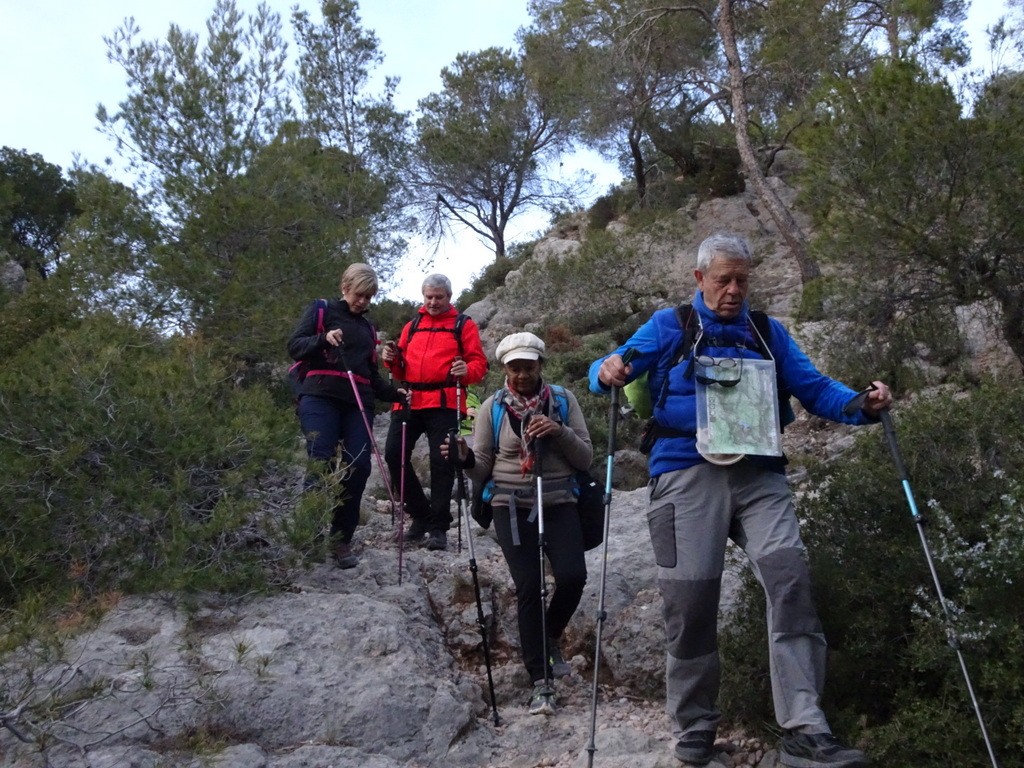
[609,349,637,447]
[447,428,462,469]
[843,385,910,482]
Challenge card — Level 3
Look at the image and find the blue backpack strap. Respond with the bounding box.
[490,385,570,453]
[549,384,569,423]
[490,388,506,452]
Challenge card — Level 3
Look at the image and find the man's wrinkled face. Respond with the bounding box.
[695,257,749,320]
[423,287,452,316]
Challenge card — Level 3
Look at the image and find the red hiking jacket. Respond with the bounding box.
[386,306,487,412]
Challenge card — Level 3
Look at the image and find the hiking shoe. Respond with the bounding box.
[527,681,556,716]
[425,530,447,551]
[674,730,716,765]
[332,541,359,569]
[548,642,571,678]
[779,732,868,768]
[405,518,428,543]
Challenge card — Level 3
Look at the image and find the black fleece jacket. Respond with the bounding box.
[287,298,404,408]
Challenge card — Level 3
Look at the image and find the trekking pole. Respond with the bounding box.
[336,349,400,518]
[454,359,464,554]
[844,389,1000,768]
[385,339,400,526]
[451,433,501,725]
[531,418,555,704]
[397,399,411,585]
[586,348,636,768]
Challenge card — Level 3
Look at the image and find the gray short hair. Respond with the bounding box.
[421,273,452,296]
[696,233,752,272]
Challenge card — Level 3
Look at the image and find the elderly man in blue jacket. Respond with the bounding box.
[589,232,892,768]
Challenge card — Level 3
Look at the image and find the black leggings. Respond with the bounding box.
[492,500,587,683]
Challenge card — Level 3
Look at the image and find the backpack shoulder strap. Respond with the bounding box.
[406,313,423,339]
[314,298,328,334]
[548,384,570,423]
[490,388,506,452]
[749,310,771,358]
[653,303,699,410]
[672,303,700,364]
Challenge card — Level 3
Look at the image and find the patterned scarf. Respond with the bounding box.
[503,380,550,477]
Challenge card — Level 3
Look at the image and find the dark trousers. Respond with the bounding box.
[493,501,587,683]
[384,407,458,532]
[297,395,372,544]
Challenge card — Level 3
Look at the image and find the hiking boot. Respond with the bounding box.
[405,518,428,543]
[779,732,868,768]
[332,540,359,570]
[425,530,447,551]
[527,681,556,716]
[548,642,571,678]
[673,730,716,765]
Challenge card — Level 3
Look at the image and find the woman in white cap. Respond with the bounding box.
[446,331,593,716]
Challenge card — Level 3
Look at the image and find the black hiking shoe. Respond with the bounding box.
[332,540,359,569]
[425,530,447,551]
[527,681,556,715]
[548,642,571,678]
[405,518,428,543]
[779,732,868,768]
[674,730,716,765]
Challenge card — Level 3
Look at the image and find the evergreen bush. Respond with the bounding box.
[0,316,300,617]
[720,379,1024,763]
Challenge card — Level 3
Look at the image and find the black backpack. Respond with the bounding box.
[405,312,469,356]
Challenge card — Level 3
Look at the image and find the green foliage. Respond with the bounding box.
[721,380,1024,762]
[369,296,421,346]
[98,0,293,225]
[59,167,172,328]
[587,189,627,231]
[0,147,80,278]
[414,46,582,258]
[291,0,414,254]
[175,133,396,363]
[0,316,299,615]
[798,60,1024,368]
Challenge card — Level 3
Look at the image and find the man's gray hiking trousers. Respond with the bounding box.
[647,462,832,740]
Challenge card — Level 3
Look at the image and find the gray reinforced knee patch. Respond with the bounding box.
[756,547,823,634]
[661,577,721,659]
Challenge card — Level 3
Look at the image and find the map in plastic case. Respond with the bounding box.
[695,356,782,458]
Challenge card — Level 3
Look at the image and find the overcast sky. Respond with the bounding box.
[0,0,1008,300]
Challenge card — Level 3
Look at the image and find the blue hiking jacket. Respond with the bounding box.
[588,292,872,478]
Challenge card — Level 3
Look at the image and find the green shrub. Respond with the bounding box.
[587,186,634,231]
[720,379,1024,762]
[0,316,300,616]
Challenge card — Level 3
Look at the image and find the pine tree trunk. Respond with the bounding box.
[716,0,820,283]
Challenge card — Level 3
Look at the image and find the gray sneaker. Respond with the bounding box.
[779,732,868,768]
[527,681,556,716]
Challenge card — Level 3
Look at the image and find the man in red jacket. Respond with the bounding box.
[382,274,488,550]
